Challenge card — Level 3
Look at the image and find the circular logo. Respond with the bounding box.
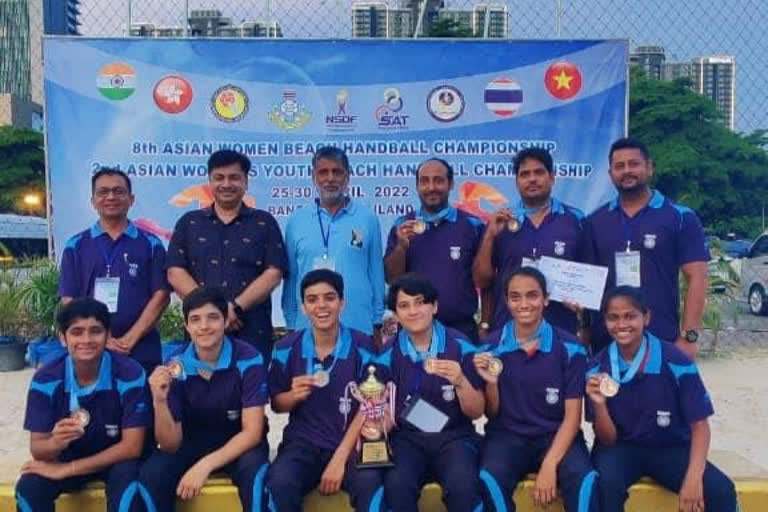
[211,84,249,122]
[152,75,193,114]
[97,62,136,101]
[383,87,403,112]
[544,61,583,100]
[427,85,465,122]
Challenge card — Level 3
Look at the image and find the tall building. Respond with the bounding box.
[131,10,282,38]
[694,55,736,131]
[661,61,695,81]
[42,0,80,35]
[0,0,31,101]
[351,2,413,38]
[472,4,507,38]
[404,0,444,36]
[188,9,231,37]
[630,45,665,80]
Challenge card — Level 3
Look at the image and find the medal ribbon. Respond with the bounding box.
[400,323,443,398]
[609,335,648,384]
[304,326,346,377]
[417,206,455,225]
[65,352,111,413]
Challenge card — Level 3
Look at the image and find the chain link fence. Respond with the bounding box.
[1,0,767,132]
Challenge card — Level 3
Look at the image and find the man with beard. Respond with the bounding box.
[282,146,385,337]
[473,147,587,338]
[584,138,708,358]
[167,150,288,364]
[384,158,485,341]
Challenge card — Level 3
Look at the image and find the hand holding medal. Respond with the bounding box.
[473,352,503,382]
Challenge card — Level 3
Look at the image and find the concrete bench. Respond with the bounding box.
[2,476,766,512]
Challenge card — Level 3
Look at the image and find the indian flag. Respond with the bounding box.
[97,63,136,100]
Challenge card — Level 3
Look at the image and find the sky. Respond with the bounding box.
[73,0,768,132]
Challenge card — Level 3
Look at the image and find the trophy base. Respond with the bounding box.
[357,440,394,469]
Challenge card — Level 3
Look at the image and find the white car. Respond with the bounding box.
[741,234,768,315]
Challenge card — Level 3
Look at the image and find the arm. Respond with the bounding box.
[585,374,618,445]
[678,261,708,357]
[472,230,497,289]
[281,218,300,329]
[167,267,199,299]
[176,407,265,500]
[534,398,583,507]
[236,266,283,310]
[472,352,500,417]
[29,419,84,462]
[479,287,495,335]
[368,215,386,326]
[384,222,416,283]
[116,289,170,351]
[148,366,183,452]
[678,420,710,512]
[24,428,145,480]
[318,411,365,495]
[455,375,485,420]
[270,375,314,413]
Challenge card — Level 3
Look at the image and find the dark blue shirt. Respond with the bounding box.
[24,351,150,461]
[269,326,382,452]
[491,198,586,335]
[482,320,586,438]
[58,221,168,369]
[586,334,714,447]
[167,205,288,345]
[167,337,268,442]
[386,207,485,339]
[585,190,709,342]
[382,321,483,439]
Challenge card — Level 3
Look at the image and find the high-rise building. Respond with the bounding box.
[43,0,80,35]
[351,2,413,38]
[630,45,665,80]
[472,4,508,38]
[694,55,736,131]
[131,10,282,38]
[661,61,695,81]
[188,9,232,37]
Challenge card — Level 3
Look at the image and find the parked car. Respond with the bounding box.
[740,233,768,315]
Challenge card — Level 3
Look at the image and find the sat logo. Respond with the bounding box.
[376,87,409,129]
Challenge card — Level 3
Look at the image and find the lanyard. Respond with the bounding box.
[316,203,346,259]
[419,206,454,224]
[400,325,440,397]
[98,236,125,277]
[618,208,635,252]
[498,320,546,353]
[304,327,345,376]
[65,352,109,413]
[609,336,648,383]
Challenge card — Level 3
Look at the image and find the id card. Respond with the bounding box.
[615,251,641,287]
[313,256,336,271]
[401,396,449,433]
[94,277,120,313]
[521,257,538,269]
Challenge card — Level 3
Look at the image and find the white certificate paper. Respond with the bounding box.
[537,256,609,311]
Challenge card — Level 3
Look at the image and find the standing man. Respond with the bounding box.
[384,158,485,340]
[59,168,169,374]
[167,149,287,362]
[472,148,587,337]
[585,137,709,358]
[282,146,385,337]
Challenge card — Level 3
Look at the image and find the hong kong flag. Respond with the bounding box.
[544,61,582,100]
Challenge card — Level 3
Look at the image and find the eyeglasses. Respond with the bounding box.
[94,187,129,198]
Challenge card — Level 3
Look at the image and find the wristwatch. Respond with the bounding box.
[232,302,245,319]
[683,330,699,343]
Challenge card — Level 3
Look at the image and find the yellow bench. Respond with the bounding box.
[1,477,766,512]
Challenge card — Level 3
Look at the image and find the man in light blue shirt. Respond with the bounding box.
[281,146,385,337]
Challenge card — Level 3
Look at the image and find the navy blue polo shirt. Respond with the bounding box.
[58,221,169,369]
[586,334,714,448]
[482,320,586,438]
[385,207,485,339]
[382,321,483,438]
[167,337,268,442]
[166,205,288,345]
[585,190,709,342]
[490,198,586,335]
[23,351,150,461]
[269,326,381,452]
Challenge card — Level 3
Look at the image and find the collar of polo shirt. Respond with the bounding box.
[608,189,665,211]
[65,351,114,395]
[496,319,554,355]
[204,203,255,218]
[398,320,448,362]
[314,197,356,216]
[182,335,234,372]
[90,220,139,239]
[300,325,353,360]
[608,332,664,375]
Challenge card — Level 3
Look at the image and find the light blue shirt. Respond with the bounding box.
[281,199,385,334]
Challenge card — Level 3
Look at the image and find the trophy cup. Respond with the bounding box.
[345,366,396,469]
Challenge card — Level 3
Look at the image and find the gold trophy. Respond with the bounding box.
[345,366,396,468]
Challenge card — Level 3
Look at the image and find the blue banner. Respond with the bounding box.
[44,38,627,321]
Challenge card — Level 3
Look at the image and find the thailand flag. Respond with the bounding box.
[484,78,523,118]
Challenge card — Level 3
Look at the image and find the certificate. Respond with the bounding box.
[537,256,609,311]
